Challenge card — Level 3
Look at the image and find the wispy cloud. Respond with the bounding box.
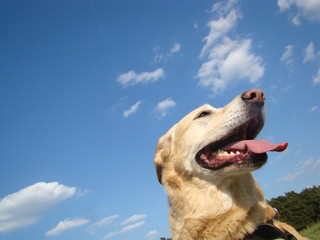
[209,0,239,15]
[170,42,181,54]
[309,105,318,112]
[199,7,238,58]
[295,158,314,171]
[87,215,119,234]
[121,221,145,232]
[312,68,320,85]
[277,170,304,182]
[145,230,159,240]
[103,221,145,239]
[280,44,294,66]
[154,98,176,119]
[275,148,290,161]
[45,218,89,237]
[121,214,147,225]
[298,157,320,172]
[76,188,91,197]
[303,42,317,63]
[123,101,142,118]
[277,157,318,182]
[197,0,264,95]
[278,0,320,25]
[152,42,181,63]
[101,214,147,239]
[301,42,320,85]
[311,159,320,171]
[0,182,76,233]
[117,68,164,87]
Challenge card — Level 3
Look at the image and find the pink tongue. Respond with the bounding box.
[222,140,288,154]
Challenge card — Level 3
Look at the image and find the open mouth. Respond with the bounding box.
[195,117,288,170]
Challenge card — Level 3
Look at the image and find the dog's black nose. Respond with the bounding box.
[241,89,265,103]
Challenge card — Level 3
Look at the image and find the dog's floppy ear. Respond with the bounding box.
[153,126,175,184]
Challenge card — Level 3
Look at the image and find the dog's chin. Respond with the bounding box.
[195,151,267,172]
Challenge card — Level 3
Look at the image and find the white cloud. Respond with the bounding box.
[295,158,314,171]
[117,68,164,87]
[275,148,290,161]
[197,0,264,95]
[210,0,239,16]
[120,221,145,232]
[309,105,318,112]
[277,170,304,182]
[145,230,159,240]
[277,157,318,182]
[121,214,147,225]
[278,0,320,24]
[302,42,320,85]
[103,231,118,239]
[45,218,89,237]
[152,47,165,63]
[198,37,264,94]
[312,68,320,85]
[0,182,76,233]
[103,221,145,239]
[123,101,142,118]
[200,9,238,58]
[280,45,294,66]
[292,15,301,25]
[311,159,320,171]
[154,98,176,119]
[303,42,316,63]
[170,43,181,54]
[76,188,91,197]
[153,42,181,63]
[277,0,292,12]
[87,215,119,233]
[282,85,292,92]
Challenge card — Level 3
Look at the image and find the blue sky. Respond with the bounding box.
[0,0,320,239]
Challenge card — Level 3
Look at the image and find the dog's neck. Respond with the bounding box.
[164,173,266,239]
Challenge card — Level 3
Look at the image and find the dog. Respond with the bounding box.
[154,89,307,240]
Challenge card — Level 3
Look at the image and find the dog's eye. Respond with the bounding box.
[196,111,210,119]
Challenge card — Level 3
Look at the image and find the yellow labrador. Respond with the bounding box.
[154,89,307,240]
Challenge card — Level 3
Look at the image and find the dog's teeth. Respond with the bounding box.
[217,150,228,156]
[216,150,242,156]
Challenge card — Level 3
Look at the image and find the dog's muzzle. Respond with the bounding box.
[195,89,288,170]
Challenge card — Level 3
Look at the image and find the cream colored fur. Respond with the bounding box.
[154,92,307,240]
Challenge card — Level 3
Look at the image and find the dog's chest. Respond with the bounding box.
[174,182,234,219]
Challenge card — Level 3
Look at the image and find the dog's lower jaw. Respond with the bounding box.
[165,173,267,240]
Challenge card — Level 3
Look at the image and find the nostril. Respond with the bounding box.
[241,89,265,103]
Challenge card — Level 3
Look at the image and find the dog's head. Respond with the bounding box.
[154,89,287,184]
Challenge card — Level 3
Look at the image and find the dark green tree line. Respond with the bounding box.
[268,185,320,230]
